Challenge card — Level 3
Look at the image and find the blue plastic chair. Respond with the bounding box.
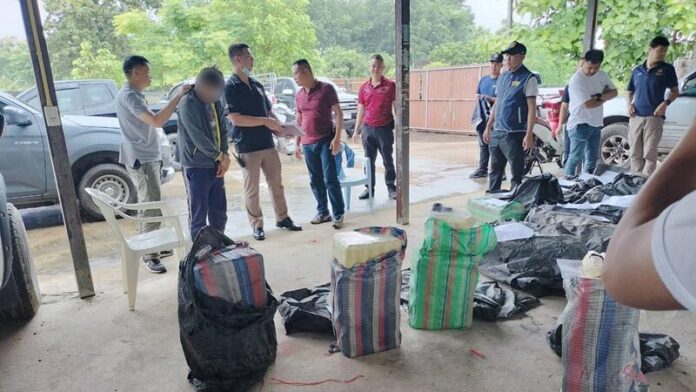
[339,156,373,213]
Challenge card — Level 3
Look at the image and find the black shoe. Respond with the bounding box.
[388,188,397,200]
[143,257,167,274]
[358,189,372,200]
[469,170,488,179]
[159,249,174,259]
[276,217,302,231]
[253,228,265,241]
[311,214,332,224]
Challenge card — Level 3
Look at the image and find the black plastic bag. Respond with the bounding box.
[401,269,411,305]
[510,173,564,210]
[278,284,333,335]
[179,227,278,392]
[473,281,540,321]
[547,325,680,374]
[525,205,616,252]
[480,236,588,297]
[566,173,646,204]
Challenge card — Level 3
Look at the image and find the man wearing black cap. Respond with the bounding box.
[483,41,538,192]
[470,53,504,179]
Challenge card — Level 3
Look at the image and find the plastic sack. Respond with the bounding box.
[473,281,540,321]
[556,260,647,392]
[178,227,278,392]
[524,205,616,252]
[510,173,564,210]
[331,227,407,358]
[565,173,647,204]
[278,284,332,335]
[467,197,526,224]
[409,211,497,329]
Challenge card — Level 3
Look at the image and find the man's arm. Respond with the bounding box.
[331,104,344,155]
[138,84,190,128]
[603,119,696,310]
[523,96,537,150]
[482,101,497,144]
[294,111,303,159]
[353,104,366,140]
[654,86,681,117]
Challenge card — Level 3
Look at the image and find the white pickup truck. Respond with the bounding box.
[600,68,696,166]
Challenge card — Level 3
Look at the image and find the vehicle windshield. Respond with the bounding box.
[0,91,41,115]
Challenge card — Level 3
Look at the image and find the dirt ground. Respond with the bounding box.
[1,134,695,392]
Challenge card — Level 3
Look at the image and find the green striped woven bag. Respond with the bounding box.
[408,216,497,330]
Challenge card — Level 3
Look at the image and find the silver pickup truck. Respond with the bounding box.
[0,91,175,219]
[600,68,696,166]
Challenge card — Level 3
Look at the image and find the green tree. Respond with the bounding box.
[319,47,395,78]
[0,38,35,92]
[71,41,125,84]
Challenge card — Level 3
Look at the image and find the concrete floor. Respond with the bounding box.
[1,134,696,392]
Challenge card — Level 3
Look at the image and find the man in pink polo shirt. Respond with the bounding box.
[352,54,397,200]
[293,59,346,229]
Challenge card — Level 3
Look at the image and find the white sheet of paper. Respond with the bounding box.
[494,222,535,242]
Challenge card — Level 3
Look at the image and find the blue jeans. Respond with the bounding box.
[184,167,227,239]
[565,123,601,177]
[562,124,570,167]
[303,137,345,219]
[334,142,355,180]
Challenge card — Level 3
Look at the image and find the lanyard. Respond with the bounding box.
[210,103,221,149]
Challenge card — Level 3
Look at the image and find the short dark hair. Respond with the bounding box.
[228,43,250,60]
[650,36,670,49]
[293,59,312,72]
[123,55,149,75]
[371,54,385,63]
[196,66,225,88]
[583,49,604,64]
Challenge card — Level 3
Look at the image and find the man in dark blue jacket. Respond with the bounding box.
[470,53,503,179]
[483,41,538,192]
[178,67,230,239]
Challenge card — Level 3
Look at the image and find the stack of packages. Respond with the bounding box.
[330,227,407,358]
[555,253,649,392]
[467,197,526,224]
[408,209,497,329]
[178,227,277,392]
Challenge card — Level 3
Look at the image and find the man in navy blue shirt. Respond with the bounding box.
[470,53,503,179]
[627,36,679,176]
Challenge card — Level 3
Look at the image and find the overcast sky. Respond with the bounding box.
[0,0,510,40]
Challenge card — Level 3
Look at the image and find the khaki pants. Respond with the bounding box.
[628,116,664,176]
[127,161,162,259]
[239,148,289,230]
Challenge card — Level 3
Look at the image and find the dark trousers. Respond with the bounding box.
[361,124,396,192]
[184,167,227,240]
[488,130,525,192]
[302,137,345,219]
[475,121,490,173]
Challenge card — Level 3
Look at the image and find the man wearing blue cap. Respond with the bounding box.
[470,53,504,179]
[483,41,538,192]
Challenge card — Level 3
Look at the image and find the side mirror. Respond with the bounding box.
[0,113,5,137]
[282,89,294,96]
[3,107,32,127]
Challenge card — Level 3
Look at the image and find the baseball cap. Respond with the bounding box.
[501,41,527,56]
[489,53,504,63]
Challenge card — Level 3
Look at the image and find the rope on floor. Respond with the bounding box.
[269,374,366,387]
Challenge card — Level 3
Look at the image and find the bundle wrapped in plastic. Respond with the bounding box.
[467,197,526,224]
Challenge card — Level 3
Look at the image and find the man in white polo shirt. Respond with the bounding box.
[603,118,696,311]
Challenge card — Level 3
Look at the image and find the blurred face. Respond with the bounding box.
[292,64,313,88]
[505,53,524,70]
[131,64,152,88]
[581,60,602,77]
[370,59,385,78]
[489,61,503,77]
[195,81,223,103]
[649,45,668,63]
[234,48,255,72]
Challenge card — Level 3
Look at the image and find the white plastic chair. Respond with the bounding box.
[85,188,192,311]
[339,156,373,213]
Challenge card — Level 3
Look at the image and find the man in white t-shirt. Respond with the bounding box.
[603,118,696,311]
[564,49,617,177]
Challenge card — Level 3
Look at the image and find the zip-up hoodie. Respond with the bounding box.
[177,89,229,169]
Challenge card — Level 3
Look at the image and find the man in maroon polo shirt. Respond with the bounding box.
[293,59,346,229]
[353,54,397,200]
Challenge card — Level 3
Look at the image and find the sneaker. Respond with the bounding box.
[469,170,488,179]
[358,189,372,200]
[311,214,332,225]
[332,215,344,229]
[143,257,167,274]
[159,249,174,259]
[388,188,397,200]
[276,217,302,231]
[502,174,508,181]
[253,228,265,241]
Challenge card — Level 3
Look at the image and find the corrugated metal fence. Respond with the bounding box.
[333,64,486,134]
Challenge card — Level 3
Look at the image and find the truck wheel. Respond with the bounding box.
[0,204,41,320]
[77,163,137,220]
[600,123,631,167]
[166,132,182,171]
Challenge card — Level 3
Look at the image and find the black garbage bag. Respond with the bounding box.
[562,178,604,203]
[179,227,278,392]
[525,205,616,252]
[401,269,411,305]
[473,281,540,321]
[640,333,681,374]
[480,236,588,297]
[278,284,333,335]
[547,325,681,375]
[551,204,626,225]
[570,173,647,204]
[510,173,564,210]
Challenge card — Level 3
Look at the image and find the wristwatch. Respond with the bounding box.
[665,99,672,106]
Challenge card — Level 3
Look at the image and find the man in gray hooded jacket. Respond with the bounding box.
[178,67,231,239]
